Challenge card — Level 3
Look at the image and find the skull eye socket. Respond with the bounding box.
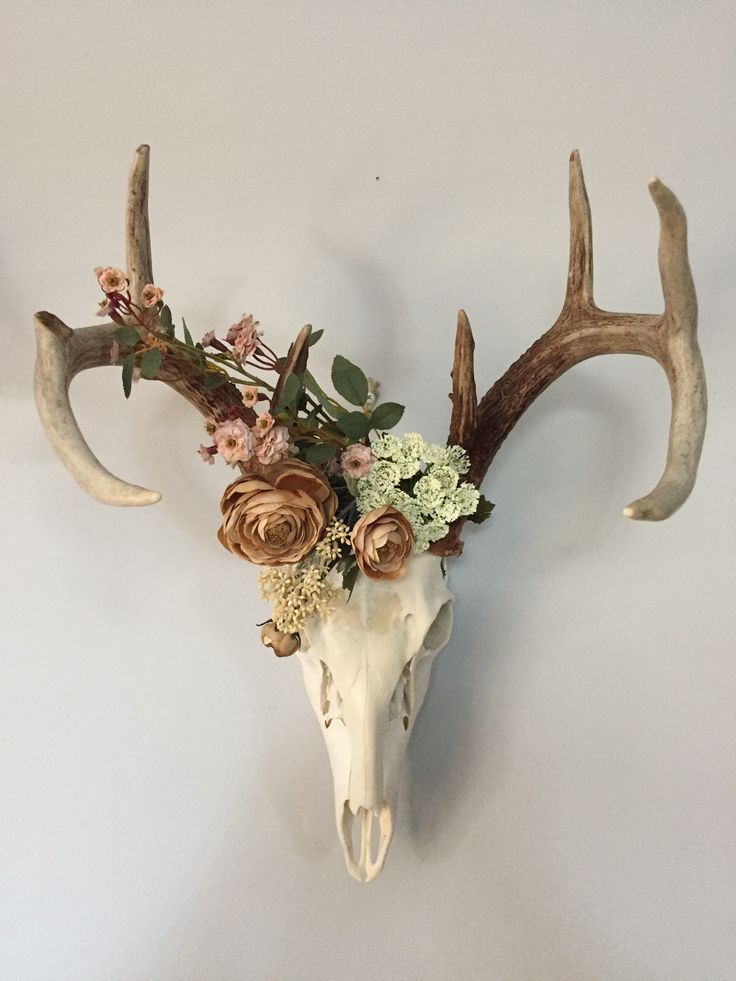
[421,599,453,652]
[389,659,414,730]
[320,660,343,728]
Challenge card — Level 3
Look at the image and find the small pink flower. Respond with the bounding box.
[253,411,275,436]
[226,314,263,362]
[340,443,375,478]
[214,419,256,466]
[197,444,217,465]
[110,340,120,364]
[204,416,218,437]
[141,284,164,307]
[233,324,262,362]
[95,266,128,294]
[226,313,259,344]
[241,385,259,408]
[255,425,292,465]
[201,330,216,347]
[97,298,113,317]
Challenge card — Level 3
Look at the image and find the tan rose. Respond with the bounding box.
[351,505,414,581]
[261,622,300,657]
[218,459,337,566]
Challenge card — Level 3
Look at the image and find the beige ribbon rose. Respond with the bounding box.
[351,505,414,581]
[218,459,337,565]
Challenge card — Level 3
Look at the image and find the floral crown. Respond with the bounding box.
[96,267,492,654]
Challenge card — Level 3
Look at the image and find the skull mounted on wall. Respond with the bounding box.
[33,146,706,881]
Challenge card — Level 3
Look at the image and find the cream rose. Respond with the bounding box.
[351,505,414,581]
[218,459,337,566]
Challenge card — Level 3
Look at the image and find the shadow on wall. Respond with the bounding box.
[404,366,646,853]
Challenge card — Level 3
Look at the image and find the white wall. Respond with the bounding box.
[1,2,735,978]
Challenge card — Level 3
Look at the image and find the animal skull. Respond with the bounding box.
[32,146,707,881]
[299,553,453,881]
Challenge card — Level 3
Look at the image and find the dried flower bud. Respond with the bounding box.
[261,622,300,657]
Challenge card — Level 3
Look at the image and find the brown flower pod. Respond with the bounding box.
[351,505,414,581]
[261,622,300,658]
[218,459,338,566]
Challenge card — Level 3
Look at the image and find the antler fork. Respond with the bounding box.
[433,150,706,556]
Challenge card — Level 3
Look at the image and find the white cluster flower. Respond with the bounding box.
[259,520,350,633]
[355,433,481,552]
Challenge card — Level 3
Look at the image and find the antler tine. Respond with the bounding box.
[34,312,161,505]
[565,149,594,308]
[432,150,706,556]
[126,144,154,306]
[448,309,477,449]
[270,324,312,410]
[623,178,705,519]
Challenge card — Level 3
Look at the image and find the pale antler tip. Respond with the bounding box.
[622,495,674,522]
[569,148,581,163]
[35,311,73,339]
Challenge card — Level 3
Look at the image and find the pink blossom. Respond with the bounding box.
[241,385,259,408]
[203,416,218,437]
[340,443,375,478]
[226,314,262,361]
[201,330,216,347]
[255,425,292,465]
[214,419,256,466]
[141,284,164,307]
[197,444,216,465]
[97,298,113,317]
[95,266,128,294]
[110,340,120,364]
[233,324,262,362]
[226,313,259,344]
[253,411,275,436]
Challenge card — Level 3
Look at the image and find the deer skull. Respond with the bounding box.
[298,553,453,881]
[32,146,707,882]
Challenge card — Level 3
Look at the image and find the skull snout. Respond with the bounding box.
[339,801,394,883]
[345,668,385,813]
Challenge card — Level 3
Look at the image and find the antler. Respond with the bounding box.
[33,145,246,506]
[432,150,707,556]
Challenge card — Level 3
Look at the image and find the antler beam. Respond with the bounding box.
[432,150,707,556]
[33,146,246,506]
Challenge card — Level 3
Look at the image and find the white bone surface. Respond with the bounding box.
[299,553,453,881]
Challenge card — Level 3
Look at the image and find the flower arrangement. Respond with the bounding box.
[96,267,492,651]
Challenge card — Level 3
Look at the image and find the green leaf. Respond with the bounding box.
[468,493,495,525]
[370,401,405,431]
[308,328,324,347]
[276,372,303,411]
[140,347,161,379]
[204,371,227,389]
[121,354,135,399]
[336,411,372,440]
[158,303,174,337]
[159,304,174,337]
[115,326,140,348]
[182,317,194,347]
[341,561,360,597]
[331,355,369,406]
[304,442,338,465]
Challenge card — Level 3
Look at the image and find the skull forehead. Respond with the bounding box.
[300,554,452,692]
